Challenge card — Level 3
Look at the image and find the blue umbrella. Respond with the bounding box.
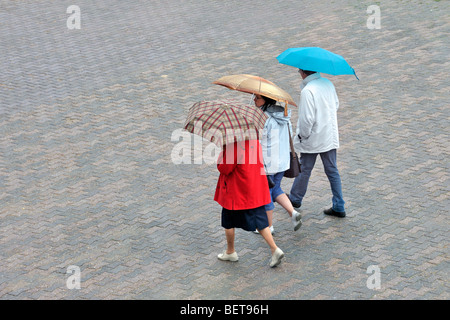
[277,47,359,80]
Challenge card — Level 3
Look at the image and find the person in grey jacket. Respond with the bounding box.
[254,94,302,233]
[288,70,346,217]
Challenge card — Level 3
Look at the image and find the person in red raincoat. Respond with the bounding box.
[214,139,284,268]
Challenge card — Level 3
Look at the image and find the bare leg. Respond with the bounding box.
[275,193,302,231]
[257,227,277,254]
[266,209,273,227]
[274,193,295,216]
[225,228,235,254]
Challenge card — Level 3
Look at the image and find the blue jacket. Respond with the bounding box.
[260,105,293,175]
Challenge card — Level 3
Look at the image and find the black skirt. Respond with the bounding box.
[221,205,269,232]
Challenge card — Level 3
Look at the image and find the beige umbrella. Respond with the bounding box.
[212,74,297,116]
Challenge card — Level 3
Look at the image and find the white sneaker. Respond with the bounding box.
[291,211,302,231]
[270,247,284,268]
[217,251,239,262]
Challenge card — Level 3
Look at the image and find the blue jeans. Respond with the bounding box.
[265,171,285,211]
[289,149,345,212]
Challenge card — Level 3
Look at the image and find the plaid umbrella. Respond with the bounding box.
[184,100,268,147]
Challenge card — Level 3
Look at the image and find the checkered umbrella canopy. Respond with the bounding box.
[184,100,268,147]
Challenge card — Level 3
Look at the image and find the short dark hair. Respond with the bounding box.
[300,69,316,76]
[261,96,277,112]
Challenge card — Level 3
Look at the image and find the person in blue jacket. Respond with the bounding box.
[254,94,303,233]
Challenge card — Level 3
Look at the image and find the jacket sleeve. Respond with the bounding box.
[217,145,237,176]
[298,89,315,139]
[335,91,340,111]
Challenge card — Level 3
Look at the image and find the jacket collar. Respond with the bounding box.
[300,72,321,90]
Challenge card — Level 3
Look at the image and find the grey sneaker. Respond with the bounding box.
[218,251,239,262]
[270,248,284,268]
[292,211,302,231]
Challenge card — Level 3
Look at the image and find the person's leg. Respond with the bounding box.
[264,172,285,231]
[271,172,288,213]
[275,193,303,231]
[266,210,273,228]
[320,149,345,213]
[289,153,318,207]
[225,228,235,254]
[257,227,277,254]
[257,227,285,267]
[265,176,276,231]
[218,227,239,261]
[275,193,294,217]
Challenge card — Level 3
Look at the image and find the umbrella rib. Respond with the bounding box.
[230,107,251,142]
[209,123,225,144]
[200,107,222,131]
[206,108,230,143]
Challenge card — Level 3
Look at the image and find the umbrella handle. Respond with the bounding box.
[284,101,288,117]
[249,93,255,107]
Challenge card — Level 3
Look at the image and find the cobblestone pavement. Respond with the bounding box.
[0,1,448,300]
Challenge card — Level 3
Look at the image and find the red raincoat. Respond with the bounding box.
[214,140,271,210]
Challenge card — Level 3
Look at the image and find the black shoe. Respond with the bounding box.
[286,194,301,208]
[323,208,346,218]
